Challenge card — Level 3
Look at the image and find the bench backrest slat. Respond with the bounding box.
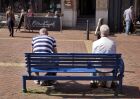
[25,53,121,75]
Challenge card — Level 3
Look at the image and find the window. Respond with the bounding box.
[0,0,61,13]
[0,0,29,12]
[42,0,61,13]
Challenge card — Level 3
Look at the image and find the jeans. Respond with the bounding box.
[125,20,131,34]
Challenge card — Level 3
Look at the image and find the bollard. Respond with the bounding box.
[86,20,90,40]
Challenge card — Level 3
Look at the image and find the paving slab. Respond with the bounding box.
[0,28,140,98]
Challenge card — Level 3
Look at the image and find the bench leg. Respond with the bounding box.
[22,76,27,93]
[118,79,123,93]
[114,79,123,96]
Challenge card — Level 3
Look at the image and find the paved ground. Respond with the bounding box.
[0,28,140,99]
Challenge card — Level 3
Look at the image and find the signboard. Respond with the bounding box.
[25,17,61,31]
[64,0,73,9]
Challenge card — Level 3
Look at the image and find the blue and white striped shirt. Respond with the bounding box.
[32,35,56,53]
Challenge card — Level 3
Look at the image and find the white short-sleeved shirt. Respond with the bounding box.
[123,8,133,21]
[92,37,116,72]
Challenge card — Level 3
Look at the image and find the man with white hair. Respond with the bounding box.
[32,28,57,85]
[90,24,116,88]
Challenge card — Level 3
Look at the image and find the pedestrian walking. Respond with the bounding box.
[6,6,15,37]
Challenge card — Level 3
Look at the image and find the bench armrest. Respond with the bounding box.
[118,58,124,77]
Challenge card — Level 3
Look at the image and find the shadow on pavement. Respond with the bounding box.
[27,81,140,98]
[17,30,39,34]
[14,35,32,38]
[122,85,140,98]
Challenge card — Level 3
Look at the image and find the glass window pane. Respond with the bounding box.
[0,0,61,13]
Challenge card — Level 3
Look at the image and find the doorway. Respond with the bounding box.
[76,0,96,30]
[78,0,96,18]
[108,0,135,33]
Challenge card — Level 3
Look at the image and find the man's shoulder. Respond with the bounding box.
[49,36,55,39]
[124,8,129,13]
[47,36,56,41]
[93,39,100,45]
[93,37,114,43]
[33,35,55,39]
[32,35,40,38]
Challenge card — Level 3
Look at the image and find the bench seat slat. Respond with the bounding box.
[31,67,97,73]
[26,57,119,59]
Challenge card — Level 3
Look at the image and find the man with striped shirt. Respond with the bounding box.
[32,28,57,53]
[32,28,57,85]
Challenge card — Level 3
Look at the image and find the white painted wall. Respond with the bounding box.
[96,10,108,25]
[61,0,109,27]
[96,0,108,25]
[61,0,77,27]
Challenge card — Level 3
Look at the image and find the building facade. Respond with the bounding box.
[0,0,140,32]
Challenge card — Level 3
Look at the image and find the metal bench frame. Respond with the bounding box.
[22,53,124,96]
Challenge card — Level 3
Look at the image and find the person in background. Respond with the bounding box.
[20,9,26,17]
[6,6,15,37]
[45,11,52,17]
[123,6,135,35]
[15,9,26,32]
[32,28,57,86]
[26,9,34,32]
[27,9,34,17]
[90,24,116,88]
[95,18,103,39]
[54,11,59,18]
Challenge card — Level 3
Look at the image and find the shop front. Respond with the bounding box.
[0,0,61,13]
[0,0,107,28]
[0,0,140,32]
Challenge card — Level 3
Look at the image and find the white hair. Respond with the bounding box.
[39,28,48,35]
[100,24,110,36]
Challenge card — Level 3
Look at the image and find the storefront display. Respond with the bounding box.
[0,0,61,13]
[25,16,61,31]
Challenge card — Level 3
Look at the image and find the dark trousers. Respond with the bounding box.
[7,19,14,37]
[130,22,135,33]
[45,72,56,83]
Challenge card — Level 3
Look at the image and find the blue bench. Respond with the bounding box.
[22,53,124,96]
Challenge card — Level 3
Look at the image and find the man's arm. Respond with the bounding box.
[92,42,95,53]
[123,11,126,19]
[131,11,135,24]
[31,46,33,52]
[31,39,33,52]
[53,47,57,53]
[12,12,15,21]
[6,12,8,21]
[52,38,57,53]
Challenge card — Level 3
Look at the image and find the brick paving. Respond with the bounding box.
[0,28,140,99]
